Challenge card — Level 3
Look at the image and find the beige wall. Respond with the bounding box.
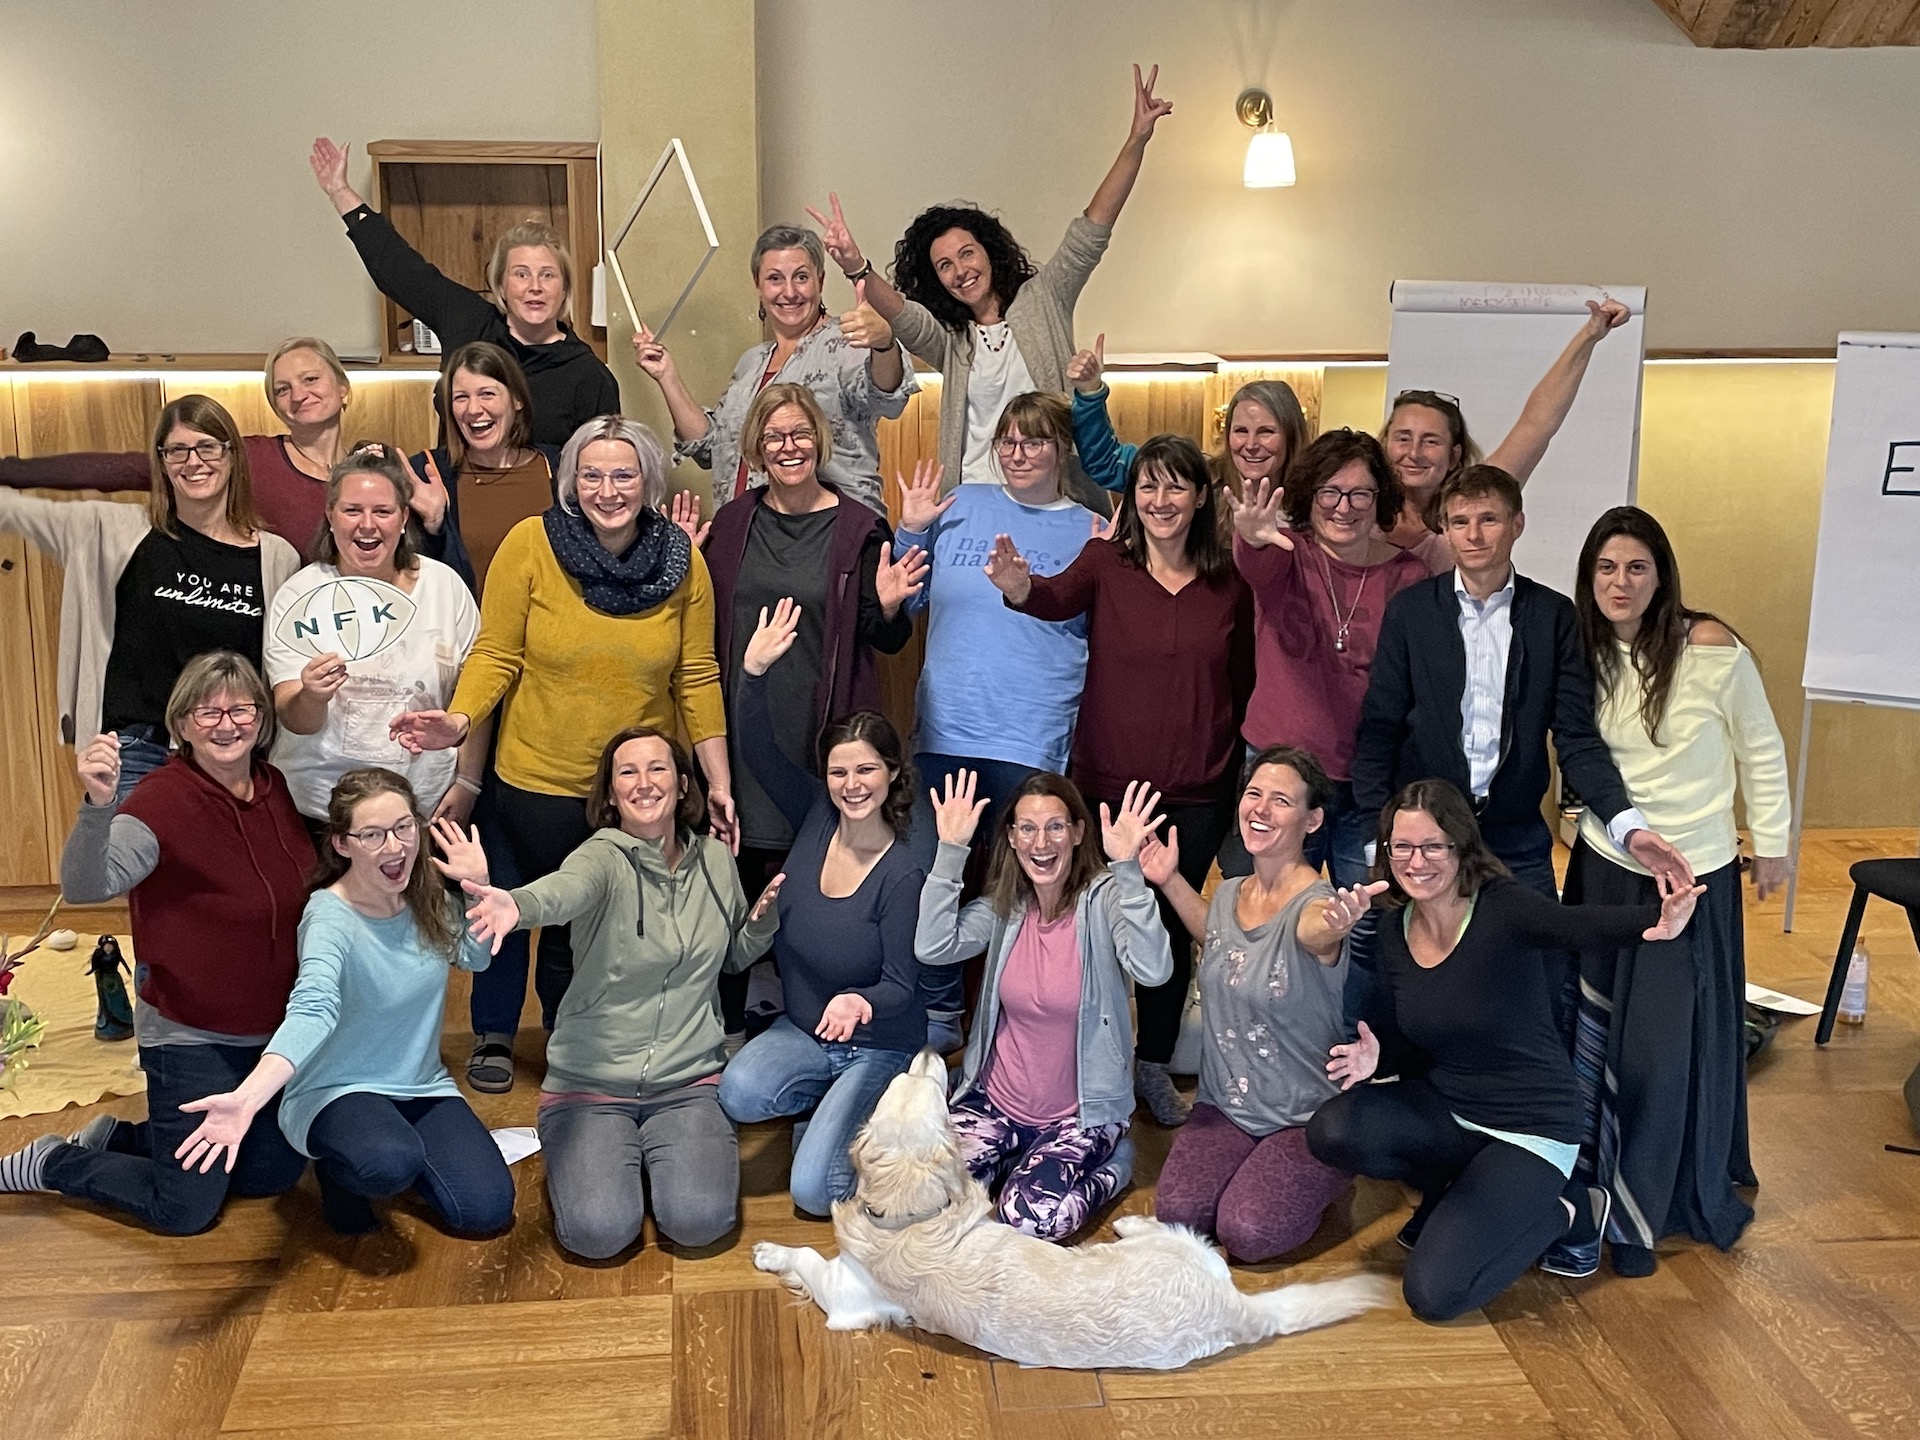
[0,0,598,358]
[757,0,1920,354]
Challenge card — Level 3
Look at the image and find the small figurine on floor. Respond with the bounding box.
[89,935,133,1042]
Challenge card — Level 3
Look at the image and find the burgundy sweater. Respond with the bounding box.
[118,752,315,1034]
[1015,538,1255,805]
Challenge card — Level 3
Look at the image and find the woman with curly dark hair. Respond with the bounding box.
[1218,429,1430,887]
[984,434,1253,1128]
[803,66,1172,507]
[715,598,931,1218]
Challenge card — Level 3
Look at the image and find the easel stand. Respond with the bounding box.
[1784,689,1920,931]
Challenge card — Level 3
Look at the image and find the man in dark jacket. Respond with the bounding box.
[1353,465,1692,897]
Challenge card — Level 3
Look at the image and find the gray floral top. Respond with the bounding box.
[1196,877,1348,1136]
[676,318,916,514]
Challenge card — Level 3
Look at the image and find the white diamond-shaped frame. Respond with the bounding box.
[606,137,720,342]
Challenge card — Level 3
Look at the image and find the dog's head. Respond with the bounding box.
[836,1049,975,1233]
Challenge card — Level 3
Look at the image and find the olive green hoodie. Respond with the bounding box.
[512,828,777,1098]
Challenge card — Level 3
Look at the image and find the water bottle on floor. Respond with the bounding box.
[1838,938,1870,1025]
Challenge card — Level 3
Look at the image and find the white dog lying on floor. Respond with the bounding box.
[754,1049,1393,1370]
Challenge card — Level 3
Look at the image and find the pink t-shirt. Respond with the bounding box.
[984,907,1083,1127]
[1235,531,1430,779]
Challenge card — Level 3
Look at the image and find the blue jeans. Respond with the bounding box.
[306,1092,515,1235]
[42,1041,306,1235]
[112,727,171,804]
[717,1015,914,1217]
[465,769,533,1036]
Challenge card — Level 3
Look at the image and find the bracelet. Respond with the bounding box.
[844,258,874,285]
[452,775,483,795]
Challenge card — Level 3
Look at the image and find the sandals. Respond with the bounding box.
[467,1034,515,1094]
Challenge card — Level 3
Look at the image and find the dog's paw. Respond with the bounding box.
[1111,1214,1164,1239]
[752,1242,794,1274]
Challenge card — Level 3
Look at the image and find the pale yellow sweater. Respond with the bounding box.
[1577,639,1790,876]
[449,517,725,797]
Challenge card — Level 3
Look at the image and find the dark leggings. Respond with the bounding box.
[1094,786,1235,1064]
[306,1091,515,1236]
[1307,1078,1571,1322]
[491,780,594,1031]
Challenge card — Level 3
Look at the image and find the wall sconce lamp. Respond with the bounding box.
[1236,88,1295,189]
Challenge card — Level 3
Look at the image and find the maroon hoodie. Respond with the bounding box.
[118,751,315,1035]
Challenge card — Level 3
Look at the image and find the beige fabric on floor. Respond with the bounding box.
[0,934,145,1120]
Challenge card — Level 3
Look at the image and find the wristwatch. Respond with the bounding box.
[844,258,874,285]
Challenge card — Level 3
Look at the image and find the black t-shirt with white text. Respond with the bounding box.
[100,525,267,733]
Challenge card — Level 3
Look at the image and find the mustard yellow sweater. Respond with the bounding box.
[1577,639,1790,876]
[449,517,725,796]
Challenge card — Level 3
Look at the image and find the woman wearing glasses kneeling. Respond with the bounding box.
[169,768,512,1236]
[389,417,732,1078]
[0,396,300,801]
[0,654,314,1225]
[1305,780,1702,1322]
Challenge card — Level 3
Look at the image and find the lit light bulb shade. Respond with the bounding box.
[1243,131,1296,189]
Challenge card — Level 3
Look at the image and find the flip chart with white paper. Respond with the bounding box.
[1385,281,1648,594]
[1803,333,1920,704]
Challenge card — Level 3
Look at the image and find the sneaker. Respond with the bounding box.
[68,1114,118,1152]
[1539,1184,1612,1278]
[1396,1189,1444,1251]
[466,1033,515,1094]
[1134,1059,1191,1127]
[0,1135,63,1193]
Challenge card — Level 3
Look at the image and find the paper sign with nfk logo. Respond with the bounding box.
[275,576,419,661]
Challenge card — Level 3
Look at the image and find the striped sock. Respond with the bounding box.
[0,1135,63,1193]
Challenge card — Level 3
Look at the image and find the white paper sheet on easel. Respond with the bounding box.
[491,1126,542,1165]
[1386,281,1647,596]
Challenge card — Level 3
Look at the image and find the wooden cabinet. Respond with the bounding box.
[367,140,606,364]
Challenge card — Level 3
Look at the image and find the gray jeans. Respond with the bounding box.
[536,1083,738,1256]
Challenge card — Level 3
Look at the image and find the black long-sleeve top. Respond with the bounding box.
[1368,878,1659,1143]
[340,205,619,447]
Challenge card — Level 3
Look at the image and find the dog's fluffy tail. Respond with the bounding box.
[1250,1273,1397,1336]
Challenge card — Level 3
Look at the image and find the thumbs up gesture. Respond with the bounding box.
[840,278,894,351]
[1067,333,1107,395]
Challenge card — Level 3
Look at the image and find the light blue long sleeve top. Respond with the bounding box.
[268,888,490,1156]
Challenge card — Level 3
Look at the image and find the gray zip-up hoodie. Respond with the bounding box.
[914,839,1173,1130]
[512,828,777,1098]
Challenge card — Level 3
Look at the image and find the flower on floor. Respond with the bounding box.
[0,999,48,1090]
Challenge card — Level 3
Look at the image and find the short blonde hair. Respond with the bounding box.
[555,415,668,512]
[741,383,834,473]
[264,337,351,416]
[164,650,276,753]
[487,221,573,310]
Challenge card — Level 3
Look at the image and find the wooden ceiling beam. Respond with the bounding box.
[1651,0,1920,44]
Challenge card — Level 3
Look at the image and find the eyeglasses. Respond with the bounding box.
[576,467,641,490]
[1012,820,1073,844]
[760,428,817,452]
[1388,840,1456,862]
[157,440,230,467]
[1391,389,1461,410]
[345,815,419,850]
[187,703,261,729]
[1314,485,1378,511]
[995,437,1054,457]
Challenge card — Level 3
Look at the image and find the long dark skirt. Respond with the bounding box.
[1564,841,1755,1251]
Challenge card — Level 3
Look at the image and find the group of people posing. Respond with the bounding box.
[0,67,1790,1324]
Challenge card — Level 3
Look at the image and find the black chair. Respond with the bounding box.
[1816,859,1920,1044]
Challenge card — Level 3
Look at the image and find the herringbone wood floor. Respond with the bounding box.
[3,830,1919,1439]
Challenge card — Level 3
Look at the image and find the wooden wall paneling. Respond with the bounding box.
[335,376,440,456]
[566,156,605,353]
[0,530,52,886]
[14,376,163,457]
[875,382,940,742]
[1206,365,1327,445]
[161,377,280,438]
[28,536,91,876]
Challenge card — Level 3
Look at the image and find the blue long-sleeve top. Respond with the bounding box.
[1070,385,1136,493]
[736,670,927,1052]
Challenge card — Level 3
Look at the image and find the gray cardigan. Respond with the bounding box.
[914,839,1172,1130]
[888,215,1114,512]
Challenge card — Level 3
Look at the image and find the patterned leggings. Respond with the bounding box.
[1156,1103,1353,1262]
[948,1092,1124,1242]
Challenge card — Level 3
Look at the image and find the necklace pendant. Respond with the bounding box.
[1334,636,1347,653]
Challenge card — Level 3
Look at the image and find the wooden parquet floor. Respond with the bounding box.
[3,830,1919,1439]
